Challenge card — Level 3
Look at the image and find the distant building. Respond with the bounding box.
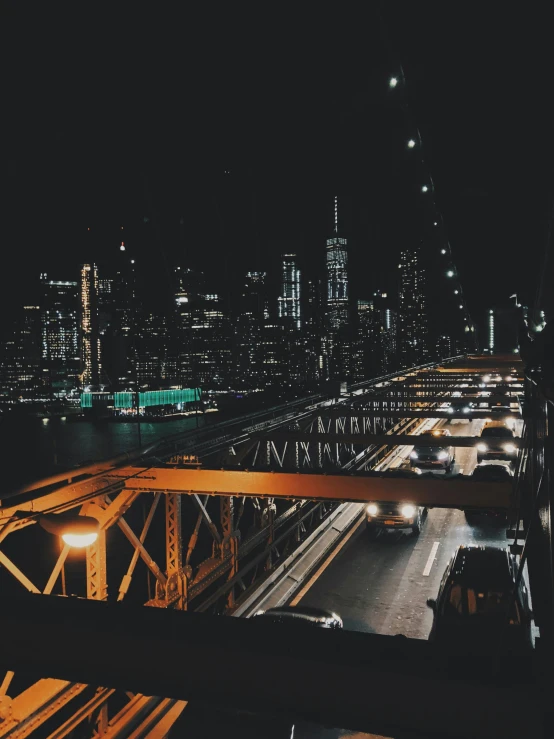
[325,197,349,330]
[41,278,80,391]
[397,246,428,367]
[278,254,301,330]
[324,197,351,380]
[0,306,42,399]
[236,272,268,387]
[176,287,233,389]
[80,263,101,388]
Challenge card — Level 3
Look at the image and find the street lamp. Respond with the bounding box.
[441,249,446,254]
[447,270,454,277]
[39,514,100,548]
[389,77,398,88]
[421,185,429,193]
[407,139,416,149]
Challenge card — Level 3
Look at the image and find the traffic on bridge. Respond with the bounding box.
[2,354,552,739]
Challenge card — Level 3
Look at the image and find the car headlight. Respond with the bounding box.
[504,443,516,453]
[410,451,418,459]
[446,407,454,414]
[401,504,416,518]
[505,376,513,383]
[463,406,470,413]
[483,375,490,383]
[367,503,378,516]
[477,443,488,452]
[438,450,449,460]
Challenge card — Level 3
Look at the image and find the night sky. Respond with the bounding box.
[2,3,553,323]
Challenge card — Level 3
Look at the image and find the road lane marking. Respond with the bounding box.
[289,515,366,606]
[423,541,440,577]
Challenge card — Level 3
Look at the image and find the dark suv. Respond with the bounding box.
[427,545,532,653]
[476,422,518,463]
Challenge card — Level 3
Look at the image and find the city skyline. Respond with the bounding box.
[2,6,551,328]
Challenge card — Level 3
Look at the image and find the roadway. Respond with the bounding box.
[291,417,514,739]
[174,417,516,738]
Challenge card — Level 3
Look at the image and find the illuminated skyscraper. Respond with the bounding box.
[80,263,101,388]
[237,272,268,386]
[278,254,301,329]
[325,196,349,330]
[397,246,428,366]
[41,277,80,391]
[488,309,495,352]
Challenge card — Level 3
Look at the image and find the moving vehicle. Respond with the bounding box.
[476,420,518,463]
[410,428,454,471]
[446,400,474,422]
[465,461,514,524]
[471,460,514,481]
[427,545,532,653]
[366,500,427,535]
[254,605,343,629]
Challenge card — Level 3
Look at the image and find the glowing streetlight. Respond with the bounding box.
[447,270,454,277]
[441,249,446,254]
[459,305,464,309]
[454,290,459,294]
[40,514,100,548]
[421,185,429,193]
[407,139,416,149]
[433,221,438,226]
[389,77,398,88]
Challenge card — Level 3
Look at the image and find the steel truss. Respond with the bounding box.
[0,356,527,736]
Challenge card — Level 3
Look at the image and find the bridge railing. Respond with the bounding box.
[516,367,554,653]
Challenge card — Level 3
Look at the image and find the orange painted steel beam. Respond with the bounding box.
[250,432,522,448]
[106,468,513,509]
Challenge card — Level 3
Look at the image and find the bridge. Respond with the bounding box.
[0,354,553,738]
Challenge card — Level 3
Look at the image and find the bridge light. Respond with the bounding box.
[389,77,398,88]
[39,514,100,548]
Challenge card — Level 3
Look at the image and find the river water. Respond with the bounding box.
[0,413,215,491]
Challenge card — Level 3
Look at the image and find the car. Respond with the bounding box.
[410,429,454,472]
[476,421,518,463]
[446,401,474,422]
[366,498,427,536]
[471,460,514,481]
[426,545,533,653]
[465,462,514,524]
[253,605,343,629]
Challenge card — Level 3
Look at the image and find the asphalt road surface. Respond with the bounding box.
[293,418,514,739]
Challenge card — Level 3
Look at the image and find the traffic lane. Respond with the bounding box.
[293,507,506,639]
[292,510,507,739]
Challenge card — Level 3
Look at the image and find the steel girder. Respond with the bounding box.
[250,431,521,448]
[102,467,513,508]
[0,593,545,739]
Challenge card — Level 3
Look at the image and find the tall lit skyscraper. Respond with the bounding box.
[41,277,80,391]
[277,254,301,329]
[80,263,101,388]
[398,246,428,366]
[488,309,495,352]
[326,196,349,329]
